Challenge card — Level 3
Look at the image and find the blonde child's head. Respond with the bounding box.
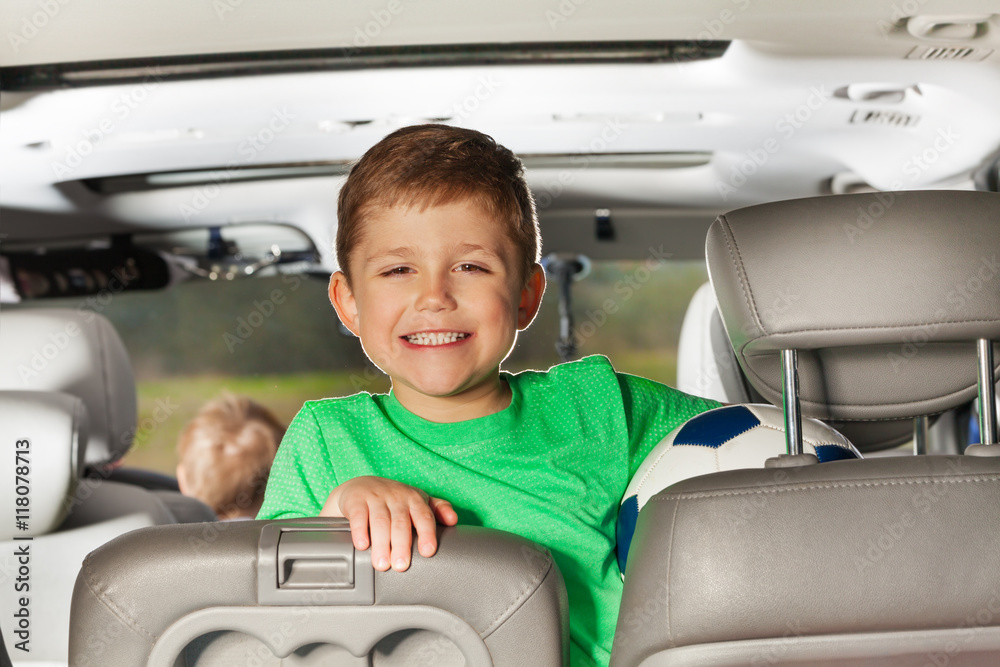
[176,393,285,519]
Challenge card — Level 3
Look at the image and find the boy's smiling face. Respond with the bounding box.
[329,197,544,421]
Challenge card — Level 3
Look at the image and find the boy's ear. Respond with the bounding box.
[329,271,361,336]
[175,464,188,495]
[517,264,546,330]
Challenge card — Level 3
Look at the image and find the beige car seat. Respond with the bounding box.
[614,190,1000,665]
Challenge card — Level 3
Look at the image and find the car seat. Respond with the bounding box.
[0,308,214,666]
[0,390,182,665]
[614,190,1000,665]
[69,518,568,665]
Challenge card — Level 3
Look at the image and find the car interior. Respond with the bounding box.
[3,1,1000,665]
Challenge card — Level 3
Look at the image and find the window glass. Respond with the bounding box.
[8,260,708,473]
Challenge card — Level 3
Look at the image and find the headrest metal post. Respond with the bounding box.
[977,338,996,445]
[913,416,928,455]
[781,349,804,456]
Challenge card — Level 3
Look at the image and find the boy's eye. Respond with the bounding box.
[456,263,487,273]
[381,267,412,276]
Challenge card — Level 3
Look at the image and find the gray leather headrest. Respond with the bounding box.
[0,391,87,537]
[0,308,136,464]
[707,190,1000,423]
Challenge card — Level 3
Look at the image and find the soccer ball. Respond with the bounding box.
[616,403,860,578]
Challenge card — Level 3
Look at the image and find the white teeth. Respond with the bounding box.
[404,332,470,346]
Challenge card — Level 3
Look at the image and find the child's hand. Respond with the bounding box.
[320,476,458,572]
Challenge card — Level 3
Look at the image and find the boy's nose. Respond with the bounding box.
[414,275,456,311]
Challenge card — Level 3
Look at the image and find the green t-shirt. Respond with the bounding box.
[258,355,720,666]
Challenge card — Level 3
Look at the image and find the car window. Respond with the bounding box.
[4,260,707,473]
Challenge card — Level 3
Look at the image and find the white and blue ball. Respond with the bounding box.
[617,404,860,577]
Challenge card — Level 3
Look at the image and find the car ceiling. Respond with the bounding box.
[2,0,1000,269]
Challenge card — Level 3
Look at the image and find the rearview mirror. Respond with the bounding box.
[134,223,320,281]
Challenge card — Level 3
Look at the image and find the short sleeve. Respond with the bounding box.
[257,403,337,519]
[617,373,722,479]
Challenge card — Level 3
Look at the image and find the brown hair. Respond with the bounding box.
[336,124,540,284]
[176,393,285,519]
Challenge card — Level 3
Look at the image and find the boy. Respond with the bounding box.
[257,124,720,666]
[177,393,285,520]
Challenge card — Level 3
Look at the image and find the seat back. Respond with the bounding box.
[614,190,1000,665]
[0,390,179,665]
[614,455,1000,665]
[0,307,215,665]
[70,518,568,666]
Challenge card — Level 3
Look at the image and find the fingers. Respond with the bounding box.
[354,497,420,572]
[339,494,370,551]
[411,499,440,558]
[325,486,371,552]
[319,486,346,518]
[367,502,393,571]
[389,499,416,571]
[333,478,453,572]
[429,497,458,526]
